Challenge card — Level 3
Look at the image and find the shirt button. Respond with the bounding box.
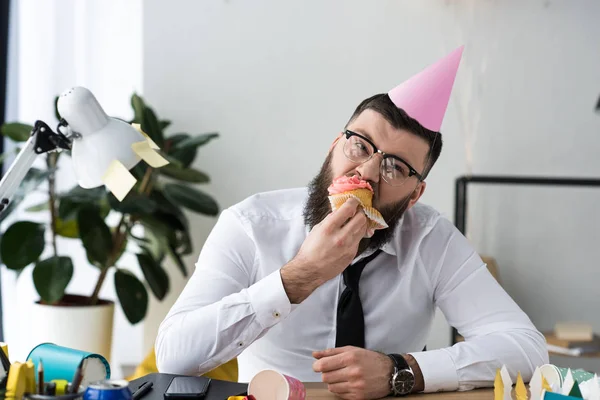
[273,311,280,318]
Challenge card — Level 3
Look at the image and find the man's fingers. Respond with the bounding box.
[339,210,367,239]
[312,352,347,373]
[321,367,351,384]
[326,198,360,228]
[327,382,351,395]
[313,347,347,359]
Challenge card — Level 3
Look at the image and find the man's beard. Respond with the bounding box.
[303,152,411,254]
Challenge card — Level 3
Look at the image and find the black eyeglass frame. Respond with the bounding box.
[343,130,424,183]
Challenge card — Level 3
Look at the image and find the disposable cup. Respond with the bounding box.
[248,370,306,400]
[540,363,596,387]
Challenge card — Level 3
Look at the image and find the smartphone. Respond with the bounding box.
[164,376,212,400]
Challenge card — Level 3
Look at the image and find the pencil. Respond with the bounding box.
[37,359,44,395]
[69,359,86,394]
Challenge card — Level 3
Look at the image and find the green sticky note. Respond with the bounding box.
[569,381,583,398]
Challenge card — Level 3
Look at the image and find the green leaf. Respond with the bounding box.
[0,221,45,269]
[77,207,113,267]
[159,164,210,183]
[131,93,146,124]
[163,183,219,216]
[114,269,148,324]
[33,256,73,304]
[150,190,190,231]
[160,120,171,130]
[54,95,61,121]
[25,201,49,212]
[108,192,157,215]
[141,107,164,147]
[1,123,33,142]
[60,186,107,203]
[161,152,183,168]
[166,244,188,277]
[136,253,169,300]
[55,218,79,238]
[172,133,219,151]
[166,134,196,167]
[58,186,108,221]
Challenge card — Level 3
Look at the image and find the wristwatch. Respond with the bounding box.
[387,353,415,396]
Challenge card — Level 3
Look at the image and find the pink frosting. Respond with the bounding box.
[328,175,373,195]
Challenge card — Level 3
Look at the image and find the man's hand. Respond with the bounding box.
[281,198,369,303]
[312,346,393,400]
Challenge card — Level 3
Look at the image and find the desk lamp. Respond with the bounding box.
[0,86,150,212]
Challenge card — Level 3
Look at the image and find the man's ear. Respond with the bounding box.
[328,132,343,154]
[407,181,426,209]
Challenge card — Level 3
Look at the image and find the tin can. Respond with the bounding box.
[84,380,132,400]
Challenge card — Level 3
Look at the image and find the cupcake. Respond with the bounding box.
[327,175,388,230]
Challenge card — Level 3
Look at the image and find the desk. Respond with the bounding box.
[130,374,494,400]
[304,383,493,399]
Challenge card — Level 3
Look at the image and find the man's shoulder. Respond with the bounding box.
[401,203,455,237]
[229,187,308,222]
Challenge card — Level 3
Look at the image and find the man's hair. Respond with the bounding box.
[345,93,443,180]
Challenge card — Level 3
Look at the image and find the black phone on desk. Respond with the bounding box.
[164,376,212,400]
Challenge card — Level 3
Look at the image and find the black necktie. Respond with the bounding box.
[335,249,383,348]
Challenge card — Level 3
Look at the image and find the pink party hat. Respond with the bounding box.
[388,46,464,132]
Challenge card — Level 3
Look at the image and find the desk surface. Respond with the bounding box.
[130,374,494,400]
[304,383,493,399]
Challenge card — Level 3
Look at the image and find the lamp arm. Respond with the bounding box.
[0,120,72,213]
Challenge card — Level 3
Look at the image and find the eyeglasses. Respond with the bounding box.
[342,130,424,186]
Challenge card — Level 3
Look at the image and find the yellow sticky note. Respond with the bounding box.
[131,123,160,150]
[132,140,169,168]
[24,360,36,393]
[515,372,527,400]
[0,342,9,358]
[494,369,503,400]
[102,160,137,201]
[542,375,552,392]
[6,362,26,399]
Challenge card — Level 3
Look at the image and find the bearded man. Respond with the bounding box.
[156,47,548,398]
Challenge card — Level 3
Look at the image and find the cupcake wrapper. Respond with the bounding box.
[328,194,388,230]
[363,206,388,229]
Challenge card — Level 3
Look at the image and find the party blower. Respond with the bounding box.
[0,86,169,213]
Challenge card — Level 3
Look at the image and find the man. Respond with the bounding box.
[156,47,548,398]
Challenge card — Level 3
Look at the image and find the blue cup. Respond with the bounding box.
[27,343,111,386]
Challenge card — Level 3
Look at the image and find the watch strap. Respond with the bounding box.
[388,353,409,371]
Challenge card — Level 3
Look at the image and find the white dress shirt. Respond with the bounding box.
[155,188,548,392]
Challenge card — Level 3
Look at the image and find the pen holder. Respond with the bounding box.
[27,343,110,387]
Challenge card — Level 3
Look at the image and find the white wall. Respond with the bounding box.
[140,0,600,371]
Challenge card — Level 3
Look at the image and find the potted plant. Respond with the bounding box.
[0,93,219,360]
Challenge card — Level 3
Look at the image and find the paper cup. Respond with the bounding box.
[540,364,596,387]
[27,343,110,387]
[248,370,306,400]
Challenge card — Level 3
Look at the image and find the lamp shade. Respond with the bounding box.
[57,87,145,188]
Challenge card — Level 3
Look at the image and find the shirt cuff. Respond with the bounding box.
[246,269,292,329]
[409,349,459,393]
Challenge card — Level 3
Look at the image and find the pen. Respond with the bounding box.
[132,381,154,400]
[37,359,44,394]
[69,359,86,394]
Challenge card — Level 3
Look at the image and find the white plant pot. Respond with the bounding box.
[28,295,115,362]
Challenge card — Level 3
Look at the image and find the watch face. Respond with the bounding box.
[393,369,415,395]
